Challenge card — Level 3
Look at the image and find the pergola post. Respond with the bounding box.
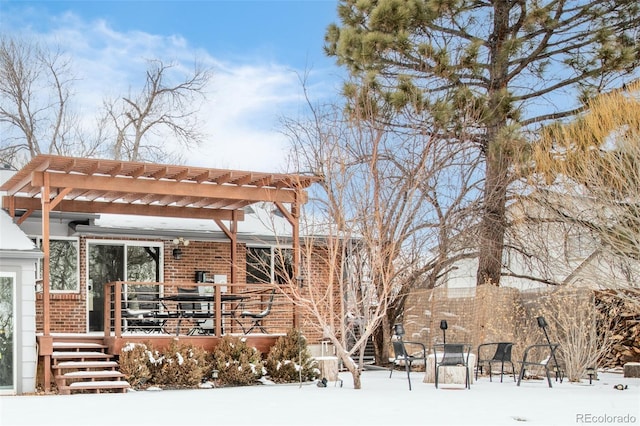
[41,172,52,392]
[0,155,320,392]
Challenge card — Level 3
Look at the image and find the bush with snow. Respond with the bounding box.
[265,328,319,383]
[212,335,264,386]
[119,341,209,388]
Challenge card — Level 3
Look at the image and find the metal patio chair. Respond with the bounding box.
[389,324,427,391]
[433,343,472,389]
[476,342,516,382]
[239,288,276,334]
[517,343,561,388]
[177,287,212,335]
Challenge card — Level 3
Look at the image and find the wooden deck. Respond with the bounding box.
[40,333,281,357]
[38,333,281,393]
[37,281,292,392]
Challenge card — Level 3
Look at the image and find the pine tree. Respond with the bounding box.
[325,0,640,286]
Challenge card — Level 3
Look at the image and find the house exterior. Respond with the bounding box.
[0,155,334,394]
[441,189,640,291]
[0,207,43,395]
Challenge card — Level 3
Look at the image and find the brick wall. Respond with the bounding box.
[37,236,338,342]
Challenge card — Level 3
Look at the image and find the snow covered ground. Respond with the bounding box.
[1,369,638,426]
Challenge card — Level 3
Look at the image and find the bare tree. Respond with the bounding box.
[277,80,481,387]
[103,59,211,163]
[0,36,76,166]
[0,37,212,166]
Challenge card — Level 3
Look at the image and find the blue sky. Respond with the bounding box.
[0,0,343,171]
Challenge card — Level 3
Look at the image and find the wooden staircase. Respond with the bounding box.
[51,341,130,395]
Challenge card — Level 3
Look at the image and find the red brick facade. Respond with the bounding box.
[36,236,338,344]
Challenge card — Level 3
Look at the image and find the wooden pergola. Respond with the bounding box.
[1,154,319,388]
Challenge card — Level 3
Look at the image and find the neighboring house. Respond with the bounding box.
[443,189,640,291]
[0,155,327,394]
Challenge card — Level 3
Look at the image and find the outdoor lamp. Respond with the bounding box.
[211,369,219,388]
[440,320,448,344]
[537,316,548,328]
[586,367,595,385]
[393,323,405,337]
[172,248,182,260]
[171,237,189,260]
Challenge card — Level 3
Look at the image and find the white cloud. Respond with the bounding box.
[6,10,334,172]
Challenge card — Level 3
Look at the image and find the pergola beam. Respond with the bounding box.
[31,171,303,204]
[3,196,245,221]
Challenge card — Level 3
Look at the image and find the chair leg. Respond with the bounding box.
[466,365,470,389]
[243,319,267,334]
[405,359,412,391]
[545,367,553,388]
[517,366,525,386]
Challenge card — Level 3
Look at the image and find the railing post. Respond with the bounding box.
[114,282,122,338]
[215,284,222,336]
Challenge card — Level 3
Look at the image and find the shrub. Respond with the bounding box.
[119,341,209,388]
[265,328,319,383]
[119,342,154,387]
[212,335,264,386]
[153,341,209,387]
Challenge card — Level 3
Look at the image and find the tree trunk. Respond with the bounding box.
[335,344,362,389]
[476,135,509,286]
[373,310,392,365]
[476,0,512,287]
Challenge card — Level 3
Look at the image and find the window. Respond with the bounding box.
[246,247,271,284]
[33,237,79,292]
[246,246,293,284]
[274,247,294,284]
[565,230,594,261]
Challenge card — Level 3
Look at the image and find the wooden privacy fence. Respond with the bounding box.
[403,285,640,371]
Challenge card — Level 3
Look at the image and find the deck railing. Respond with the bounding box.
[103,281,293,338]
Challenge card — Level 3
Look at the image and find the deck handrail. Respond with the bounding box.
[104,282,285,338]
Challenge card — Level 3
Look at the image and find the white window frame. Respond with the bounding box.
[32,236,80,293]
[246,245,293,284]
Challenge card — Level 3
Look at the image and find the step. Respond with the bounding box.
[57,370,126,380]
[52,360,119,371]
[55,370,127,392]
[53,342,108,351]
[59,380,130,395]
[52,351,113,361]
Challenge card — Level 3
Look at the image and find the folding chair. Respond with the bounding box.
[123,289,166,333]
[177,287,212,335]
[239,288,276,334]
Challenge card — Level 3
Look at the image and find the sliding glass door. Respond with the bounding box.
[87,241,161,331]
